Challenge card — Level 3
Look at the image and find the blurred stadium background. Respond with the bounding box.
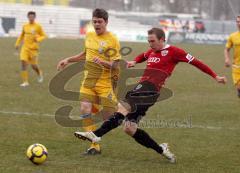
[0,0,240,41]
[0,1,240,173]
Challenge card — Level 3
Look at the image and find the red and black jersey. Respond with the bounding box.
[134,45,217,90]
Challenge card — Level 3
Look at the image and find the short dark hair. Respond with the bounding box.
[27,11,36,16]
[148,28,165,40]
[92,8,108,22]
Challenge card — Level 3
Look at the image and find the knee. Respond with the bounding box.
[21,61,27,70]
[80,101,92,114]
[123,121,137,136]
[31,65,37,70]
[117,102,130,116]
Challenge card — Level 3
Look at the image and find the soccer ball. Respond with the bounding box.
[26,143,48,165]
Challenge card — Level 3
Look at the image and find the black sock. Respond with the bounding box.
[132,128,163,154]
[93,112,125,137]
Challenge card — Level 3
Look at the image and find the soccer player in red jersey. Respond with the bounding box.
[74,28,226,163]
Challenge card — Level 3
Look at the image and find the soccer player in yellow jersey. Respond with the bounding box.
[57,9,121,155]
[15,11,46,87]
[225,15,240,98]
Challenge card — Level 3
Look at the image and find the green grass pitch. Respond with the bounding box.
[0,38,240,173]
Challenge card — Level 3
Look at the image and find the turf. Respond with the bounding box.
[0,38,240,173]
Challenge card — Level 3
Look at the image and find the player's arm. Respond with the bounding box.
[93,58,120,69]
[93,38,122,69]
[190,58,226,84]
[175,48,226,84]
[57,51,86,71]
[127,49,152,68]
[224,48,231,67]
[36,25,47,43]
[224,35,233,67]
[15,27,25,49]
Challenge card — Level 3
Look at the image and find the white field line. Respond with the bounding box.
[0,110,54,117]
[0,110,238,130]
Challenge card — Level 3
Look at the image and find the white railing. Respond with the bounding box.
[0,3,152,42]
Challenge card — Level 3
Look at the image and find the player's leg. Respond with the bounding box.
[237,84,240,98]
[235,72,240,98]
[89,89,131,137]
[79,87,101,155]
[77,99,170,158]
[232,67,240,98]
[80,100,97,134]
[19,49,29,86]
[88,86,119,152]
[75,81,156,139]
[123,113,176,163]
[123,101,164,154]
[97,86,119,121]
[74,81,175,162]
[74,82,153,139]
[74,101,128,141]
[31,64,43,83]
[80,100,102,154]
[20,60,29,86]
[81,85,121,154]
[87,103,104,154]
[29,51,43,83]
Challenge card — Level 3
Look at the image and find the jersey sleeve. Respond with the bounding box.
[110,37,121,61]
[134,49,152,63]
[173,46,217,78]
[15,26,25,47]
[225,35,233,49]
[36,25,46,42]
[83,33,88,53]
[173,47,195,63]
[190,59,217,78]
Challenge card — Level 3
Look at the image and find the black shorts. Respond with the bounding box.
[123,81,160,123]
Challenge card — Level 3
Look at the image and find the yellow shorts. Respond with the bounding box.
[232,67,240,86]
[79,84,117,110]
[20,48,38,64]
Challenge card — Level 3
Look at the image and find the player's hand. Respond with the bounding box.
[225,59,231,67]
[93,57,102,65]
[34,35,40,42]
[15,45,19,50]
[57,59,69,71]
[215,75,227,84]
[127,61,136,68]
